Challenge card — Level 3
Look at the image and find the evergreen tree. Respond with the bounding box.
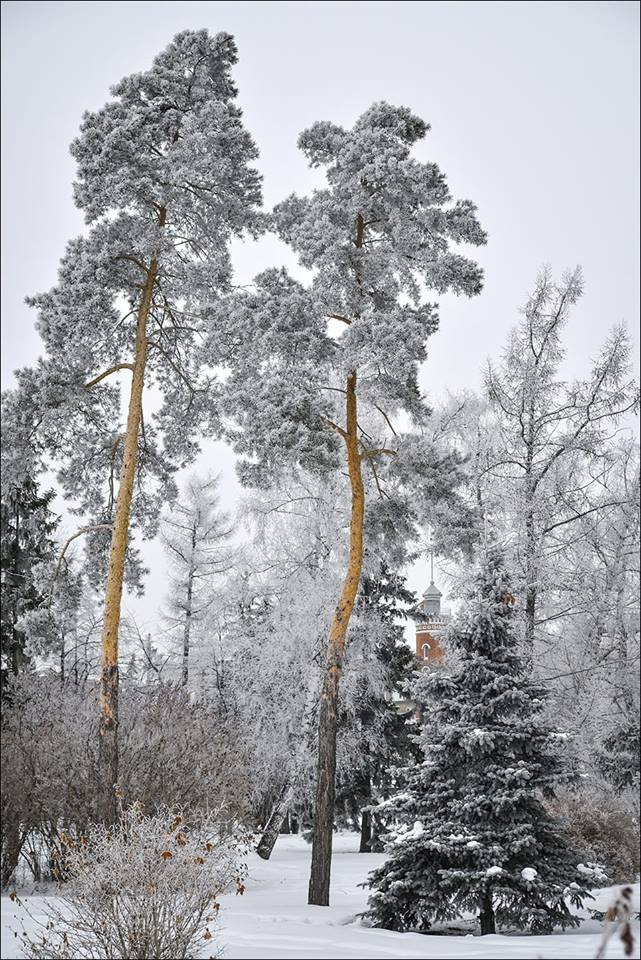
[335,564,419,852]
[366,547,601,935]
[597,715,640,794]
[0,475,59,694]
[209,102,484,904]
[4,29,263,821]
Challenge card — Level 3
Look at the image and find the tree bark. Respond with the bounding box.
[258,672,320,859]
[308,371,365,906]
[182,524,197,686]
[1,819,22,889]
[359,808,372,853]
[256,783,294,860]
[480,890,496,935]
[523,483,537,656]
[97,254,158,825]
[523,391,537,659]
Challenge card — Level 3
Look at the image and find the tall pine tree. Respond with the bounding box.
[209,102,484,903]
[5,30,263,821]
[366,546,601,935]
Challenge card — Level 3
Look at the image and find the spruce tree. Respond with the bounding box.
[335,564,419,852]
[366,546,601,935]
[0,474,59,695]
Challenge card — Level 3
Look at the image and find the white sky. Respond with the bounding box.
[1,0,639,634]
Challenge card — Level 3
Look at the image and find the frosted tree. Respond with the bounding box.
[4,30,262,821]
[366,546,601,935]
[485,267,638,655]
[432,299,640,800]
[17,553,84,684]
[209,102,485,903]
[431,389,499,524]
[196,477,416,862]
[161,472,234,685]
[211,478,344,861]
[553,440,640,790]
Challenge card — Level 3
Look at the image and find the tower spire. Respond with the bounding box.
[416,535,449,665]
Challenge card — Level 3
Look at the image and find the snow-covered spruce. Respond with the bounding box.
[0,474,59,689]
[366,546,604,935]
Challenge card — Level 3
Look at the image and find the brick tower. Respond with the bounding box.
[415,550,450,665]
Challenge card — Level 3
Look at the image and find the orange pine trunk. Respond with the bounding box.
[308,370,365,905]
[97,256,157,824]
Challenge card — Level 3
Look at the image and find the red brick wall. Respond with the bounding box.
[415,627,445,664]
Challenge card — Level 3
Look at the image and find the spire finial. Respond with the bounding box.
[427,525,435,583]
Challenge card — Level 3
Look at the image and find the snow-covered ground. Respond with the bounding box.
[2,833,639,959]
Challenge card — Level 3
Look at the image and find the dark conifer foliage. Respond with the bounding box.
[367,547,601,934]
[0,476,58,695]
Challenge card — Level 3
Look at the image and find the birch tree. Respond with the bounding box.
[4,30,262,821]
[209,102,485,903]
[161,472,234,685]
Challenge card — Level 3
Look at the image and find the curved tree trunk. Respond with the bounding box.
[97,255,157,825]
[308,371,365,906]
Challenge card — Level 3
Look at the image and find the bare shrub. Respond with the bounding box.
[1,672,250,887]
[549,786,640,885]
[15,802,248,959]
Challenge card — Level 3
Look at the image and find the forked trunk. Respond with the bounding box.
[256,783,294,860]
[258,672,320,859]
[308,371,365,906]
[97,256,158,824]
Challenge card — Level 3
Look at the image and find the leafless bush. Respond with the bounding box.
[15,802,248,959]
[1,672,250,887]
[549,785,640,885]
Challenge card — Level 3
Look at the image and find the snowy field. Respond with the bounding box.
[2,833,639,960]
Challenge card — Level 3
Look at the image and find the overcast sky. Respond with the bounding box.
[1,0,639,631]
